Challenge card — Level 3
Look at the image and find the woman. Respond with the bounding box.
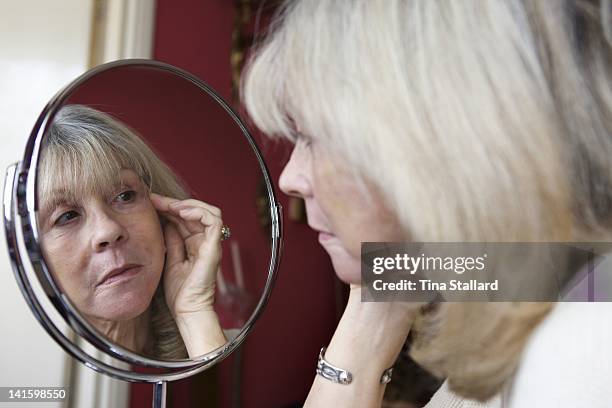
[242,0,612,406]
[37,104,227,359]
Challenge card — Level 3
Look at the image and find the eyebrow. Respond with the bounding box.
[39,178,141,219]
[38,169,145,220]
[38,190,78,222]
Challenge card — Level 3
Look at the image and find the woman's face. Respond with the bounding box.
[39,169,166,322]
[279,138,403,283]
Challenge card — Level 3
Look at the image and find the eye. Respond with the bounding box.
[114,190,137,203]
[54,210,79,226]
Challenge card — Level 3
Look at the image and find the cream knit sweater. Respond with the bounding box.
[424,302,612,407]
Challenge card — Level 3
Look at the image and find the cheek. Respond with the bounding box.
[128,208,166,264]
[139,210,164,241]
[313,170,365,255]
[314,169,404,256]
[40,234,88,299]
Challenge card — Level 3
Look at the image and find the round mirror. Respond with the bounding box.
[3,60,282,384]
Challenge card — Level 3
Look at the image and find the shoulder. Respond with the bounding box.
[505,302,612,407]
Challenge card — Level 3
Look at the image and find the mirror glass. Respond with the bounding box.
[34,64,272,361]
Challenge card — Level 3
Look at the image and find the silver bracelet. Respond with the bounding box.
[316,347,394,385]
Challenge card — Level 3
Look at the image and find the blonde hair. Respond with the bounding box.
[242,0,612,400]
[39,104,189,360]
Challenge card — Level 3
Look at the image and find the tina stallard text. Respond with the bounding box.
[372,279,499,292]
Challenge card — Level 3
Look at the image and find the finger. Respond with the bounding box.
[163,213,192,239]
[172,206,222,235]
[184,209,223,242]
[205,218,223,242]
[150,192,181,212]
[153,194,224,241]
[169,199,222,217]
[151,193,189,235]
[185,223,222,267]
[164,222,186,268]
[181,208,222,240]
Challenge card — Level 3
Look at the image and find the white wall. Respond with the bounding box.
[0,1,93,406]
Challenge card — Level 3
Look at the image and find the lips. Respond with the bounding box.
[97,264,141,286]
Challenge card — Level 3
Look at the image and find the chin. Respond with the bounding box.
[325,246,362,285]
[333,266,361,284]
[94,291,153,321]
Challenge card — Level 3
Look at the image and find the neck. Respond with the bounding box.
[88,309,152,354]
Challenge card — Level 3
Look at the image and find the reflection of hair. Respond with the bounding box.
[39,104,188,359]
[243,0,612,401]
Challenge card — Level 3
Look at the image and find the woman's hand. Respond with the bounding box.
[150,193,222,316]
[334,283,421,370]
[150,193,227,357]
[305,281,423,408]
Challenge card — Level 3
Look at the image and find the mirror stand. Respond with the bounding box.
[153,381,167,408]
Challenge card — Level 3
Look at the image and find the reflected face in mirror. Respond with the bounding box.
[37,105,228,359]
[39,168,165,322]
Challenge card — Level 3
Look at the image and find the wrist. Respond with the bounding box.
[302,288,418,407]
[175,308,217,324]
[326,292,418,373]
[175,310,227,358]
[317,346,394,385]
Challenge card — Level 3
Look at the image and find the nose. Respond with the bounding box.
[91,208,128,252]
[279,143,313,198]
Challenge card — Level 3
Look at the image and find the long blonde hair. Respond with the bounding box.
[242,0,612,400]
[39,104,189,359]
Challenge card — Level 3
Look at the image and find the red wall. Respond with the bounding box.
[149,1,342,407]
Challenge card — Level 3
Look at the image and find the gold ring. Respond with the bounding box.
[221,225,231,241]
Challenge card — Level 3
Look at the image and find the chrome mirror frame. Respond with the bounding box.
[2,59,283,384]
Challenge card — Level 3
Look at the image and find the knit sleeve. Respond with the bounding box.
[423,380,502,408]
[505,302,612,407]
